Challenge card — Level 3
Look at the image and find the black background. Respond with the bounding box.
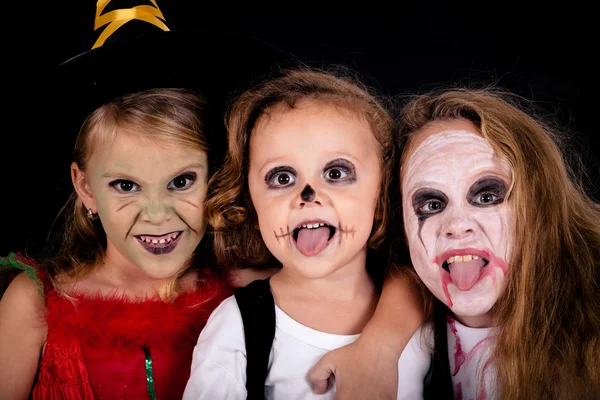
[2,1,597,256]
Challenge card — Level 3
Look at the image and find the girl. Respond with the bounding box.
[0,88,229,399]
[397,88,600,399]
[183,69,431,399]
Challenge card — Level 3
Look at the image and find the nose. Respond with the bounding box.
[296,184,322,208]
[442,214,477,240]
[141,197,173,225]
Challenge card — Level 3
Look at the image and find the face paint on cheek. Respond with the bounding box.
[125,213,141,241]
[116,200,137,212]
[273,225,293,248]
[441,273,454,307]
[337,221,356,245]
[411,188,448,255]
[417,215,428,252]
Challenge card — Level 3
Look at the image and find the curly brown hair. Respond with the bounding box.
[399,88,600,399]
[207,68,396,268]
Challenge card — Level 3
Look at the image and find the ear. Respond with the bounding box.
[71,162,97,212]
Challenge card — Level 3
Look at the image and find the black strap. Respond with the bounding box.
[234,278,276,400]
[424,303,454,400]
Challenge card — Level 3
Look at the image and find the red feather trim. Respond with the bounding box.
[45,277,230,349]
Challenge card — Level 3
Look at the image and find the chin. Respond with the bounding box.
[135,258,188,280]
[448,298,496,319]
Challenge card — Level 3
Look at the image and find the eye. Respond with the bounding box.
[167,173,197,191]
[418,199,447,215]
[323,158,356,184]
[474,192,498,205]
[271,172,295,187]
[324,167,348,181]
[468,177,507,207]
[265,167,296,189]
[109,179,140,193]
[412,188,448,219]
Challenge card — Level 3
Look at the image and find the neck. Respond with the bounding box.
[77,246,191,298]
[270,249,378,334]
[453,312,495,328]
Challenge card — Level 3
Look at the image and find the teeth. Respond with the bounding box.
[446,254,480,264]
[138,232,180,243]
[300,223,326,229]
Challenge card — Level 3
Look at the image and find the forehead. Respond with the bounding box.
[89,132,207,169]
[250,100,377,157]
[402,119,511,191]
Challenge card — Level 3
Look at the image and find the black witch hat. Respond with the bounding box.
[3,0,295,256]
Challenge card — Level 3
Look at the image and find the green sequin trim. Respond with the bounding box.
[0,252,44,300]
[144,346,157,400]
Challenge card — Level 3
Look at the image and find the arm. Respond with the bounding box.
[226,266,280,289]
[309,269,425,399]
[0,272,47,400]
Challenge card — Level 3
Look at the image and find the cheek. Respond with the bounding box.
[474,208,511,260]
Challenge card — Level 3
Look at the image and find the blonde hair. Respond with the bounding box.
[206,68,396,268]
[399,88,600,399]
[45,88,211,299]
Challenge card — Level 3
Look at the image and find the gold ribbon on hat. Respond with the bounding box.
[92,0,170,49]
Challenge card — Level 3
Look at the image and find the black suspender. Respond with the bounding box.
[234,278,276,400]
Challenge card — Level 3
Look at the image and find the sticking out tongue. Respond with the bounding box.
[449,259,485,291]
[295,227,331,257]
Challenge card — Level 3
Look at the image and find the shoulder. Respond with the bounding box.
[0,272,47,349]
[196,295,245,351]
[1,272,46,313]
[398,323,434,377]
[396,323,435,399]
[186,295,248,397]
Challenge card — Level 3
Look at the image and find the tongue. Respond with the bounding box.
[449,259,485,291]
[296,227,330,256]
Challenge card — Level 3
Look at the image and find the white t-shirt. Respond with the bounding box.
[446,317,497,400]
[183,295,431,400]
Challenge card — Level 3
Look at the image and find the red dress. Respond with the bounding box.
[2,253,229,400]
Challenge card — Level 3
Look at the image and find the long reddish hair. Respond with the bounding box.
[400,88,600,399]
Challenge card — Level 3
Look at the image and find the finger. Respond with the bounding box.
[308,354,336,394]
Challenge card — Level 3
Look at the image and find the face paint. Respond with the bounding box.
[401,119,513,328]
[248,100,381,280]
[301,184,316,202]
[85,134,208,280]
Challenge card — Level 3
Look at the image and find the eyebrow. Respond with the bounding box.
[257,152,364,175]
[101,163,207,179]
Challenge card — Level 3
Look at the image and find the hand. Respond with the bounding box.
[308,335,399,400]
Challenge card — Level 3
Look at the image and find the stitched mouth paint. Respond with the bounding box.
[274,221,356,257]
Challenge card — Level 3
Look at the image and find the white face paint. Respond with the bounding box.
[248,100,382,281]
[401,119,513,328]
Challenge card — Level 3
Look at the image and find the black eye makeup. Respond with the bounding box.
[323,158,356,184]
[467,176,508,206]
[265,166,297,189]
[412,188,448,220]
[167,171,197,191]
[109,179,140,193]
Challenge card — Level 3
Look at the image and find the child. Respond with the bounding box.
[0,88,229,399]
[396,88,600,399]
[183,69,431,399]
